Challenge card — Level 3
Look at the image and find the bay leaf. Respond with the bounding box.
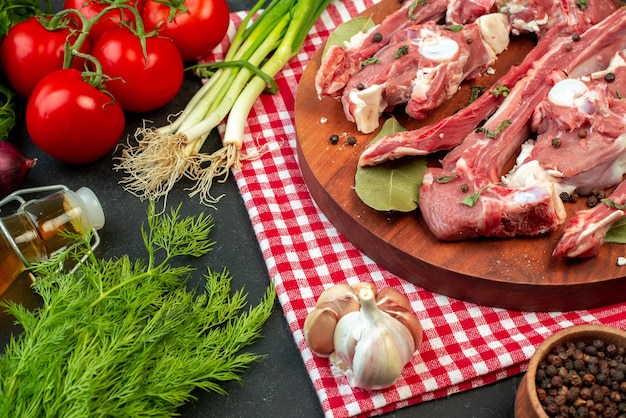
[604,218,626,244]
[355,118,427,212]
[322,16,376,60]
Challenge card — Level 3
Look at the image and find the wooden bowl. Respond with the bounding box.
[514,325,626,418]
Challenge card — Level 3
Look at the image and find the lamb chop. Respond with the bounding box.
[504,54,626,198]
[341,13,510,134]
[417,7,626,241]
[553,180,626,258]
[315,0,449,99]
[502,0,619,37]
[357,0,617,167]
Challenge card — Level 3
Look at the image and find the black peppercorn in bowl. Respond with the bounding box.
[514,324,626,418]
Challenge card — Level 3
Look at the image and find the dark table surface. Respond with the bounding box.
[8,0,524,416]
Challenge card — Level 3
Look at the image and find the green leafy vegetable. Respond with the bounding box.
[394,45,409,59]
[408,0,428,20]
[576,0,588,10]
[0,0,47,37]
[0,203,276,416]
[355,118,427,212]
[467,85,484,105]
[434,174,458,184]
[460,184,491,207]
[0,86,16,141]
[605,218,626,244]
[476,119,512,139]
[601,198,626,210]
[445,24,463,32]
[489,83,510,97]
[321,15,375,60]
[361,57,380,67]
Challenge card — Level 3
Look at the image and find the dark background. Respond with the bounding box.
[7,0,523,416]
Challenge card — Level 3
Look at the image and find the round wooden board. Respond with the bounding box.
[294,0,626,312]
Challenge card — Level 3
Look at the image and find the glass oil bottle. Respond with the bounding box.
[0,185,105,296]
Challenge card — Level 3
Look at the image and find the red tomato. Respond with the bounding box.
[0,17,92,98]
[26,69,125,164]
[91,27,184,112]
[142,0,230,61]
[63,0,140,42]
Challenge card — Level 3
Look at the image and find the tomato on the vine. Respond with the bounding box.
[26,69,125,165]
[142,0,230,61]
[0,17,92,98]
[63,0,141,42]
[91,26,184,112]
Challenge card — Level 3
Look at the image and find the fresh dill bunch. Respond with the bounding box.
[0,202,275,417]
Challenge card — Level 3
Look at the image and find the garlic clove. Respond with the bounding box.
[303,308,339,356]
[332,285,417,390]
[304,284,361,356]
[315,283,360,314]
[376,287,423,348]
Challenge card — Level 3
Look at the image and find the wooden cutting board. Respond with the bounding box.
[294,0,626,311]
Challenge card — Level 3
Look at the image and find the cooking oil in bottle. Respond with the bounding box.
[0,186,105,296]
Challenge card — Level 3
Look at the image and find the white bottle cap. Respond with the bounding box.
[75,187,105,230]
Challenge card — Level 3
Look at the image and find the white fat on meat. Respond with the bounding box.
[345,84,388,135]
[475,13,510,56]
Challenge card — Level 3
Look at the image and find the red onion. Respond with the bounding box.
[0,141,37,198]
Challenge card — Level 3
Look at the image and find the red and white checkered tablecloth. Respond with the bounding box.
[205,2,626,416]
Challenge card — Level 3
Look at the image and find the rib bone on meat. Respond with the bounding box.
[418,7,626,241]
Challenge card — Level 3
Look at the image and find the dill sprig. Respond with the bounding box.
[0,202,275,417]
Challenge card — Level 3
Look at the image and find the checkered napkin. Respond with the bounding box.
[205,2,626,417]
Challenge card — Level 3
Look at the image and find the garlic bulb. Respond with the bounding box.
[304,282,423,390]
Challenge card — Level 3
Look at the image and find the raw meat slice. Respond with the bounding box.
[502,0,616,37]
[357,3,621,167]
[418,7,626,240]
[504,54,626,197]
[553,180,626,258]
[446,0,497,25]
[315,0,448,98]
[341,14,510,133]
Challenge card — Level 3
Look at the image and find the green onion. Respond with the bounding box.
[115,0,331,205]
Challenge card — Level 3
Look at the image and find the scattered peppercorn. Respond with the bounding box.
[372,32,383,42]
[572,33,581,42]
[578,129,588,138]
[587,195,599,208]
[357,83,365,90]
[566,44,572,52]
[461,183,469,193]
[466,37,473,44]
[329,134,339,144]
[535,339,626,418]
[346,136,357,146]
[604,72,616,83]
[551,137,562,148]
